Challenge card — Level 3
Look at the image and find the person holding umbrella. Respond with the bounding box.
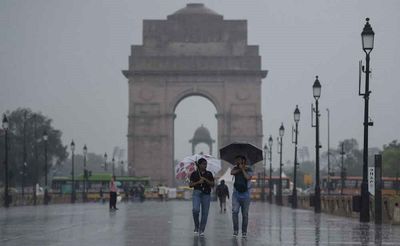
[189,158,215,237]
[230,155,253,238]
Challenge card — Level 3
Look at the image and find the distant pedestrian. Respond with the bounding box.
[231,155,253,238]
[99,188,104,203]
[189,158,215,237]
[109,176,118,210]
[138,183,145,202]
[216,179,229,213]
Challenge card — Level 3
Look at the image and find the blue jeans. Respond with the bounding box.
[232,191,251,233]
[192,190,211,232]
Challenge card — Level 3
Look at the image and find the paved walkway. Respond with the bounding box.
[1,200,399,245]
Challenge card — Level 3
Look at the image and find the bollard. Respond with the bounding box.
[393,202,400,225]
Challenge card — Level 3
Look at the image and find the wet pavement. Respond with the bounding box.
[1,200,399,246]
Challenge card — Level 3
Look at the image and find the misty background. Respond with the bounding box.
[1,0,399,171]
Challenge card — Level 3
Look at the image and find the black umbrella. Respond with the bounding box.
[219,142,263,165]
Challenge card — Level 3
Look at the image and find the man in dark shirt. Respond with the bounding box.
[189,158,214,237]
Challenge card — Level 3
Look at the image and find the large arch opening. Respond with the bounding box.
[174,96,218,164]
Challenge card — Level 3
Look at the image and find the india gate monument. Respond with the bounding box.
[123,3,267,186]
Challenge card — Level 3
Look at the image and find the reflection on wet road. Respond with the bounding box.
[1,201,399,245]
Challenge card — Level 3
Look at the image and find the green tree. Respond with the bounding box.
[0,108,67,187]
[382,140,400,177]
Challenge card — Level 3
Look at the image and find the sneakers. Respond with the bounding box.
[242,232,247,238]
[233,231,238,237]
[199,231,205,237]
[194,228,199,234]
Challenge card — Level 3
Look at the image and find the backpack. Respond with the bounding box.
[234,172,248,193]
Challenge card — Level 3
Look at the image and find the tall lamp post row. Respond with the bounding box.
[83,144,88,202]
[360,18,375,223]
[262,145,267,202]
[43,131,49,205]
[70,140,76,203]
[277,123,284,206]
[267,136,273,204]
[312,76,322,213]
[2,114,9,208]
[292,105,300,209]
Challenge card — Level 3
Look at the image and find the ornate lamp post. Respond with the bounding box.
[83,144,88,202]
[70,140,76,203]
[103,152,108,171]
[268,135,273,204]
[327,108,331,195]
[277,123,284,206]
[43,131,49,205]
[2,114,10,208]
[120,160,124,176]
[262,144,267,202]
[312,76,322,213]
[292,105,300,209]
[340,142,346,195]
[360,18,375,223]
[112,157,115,176]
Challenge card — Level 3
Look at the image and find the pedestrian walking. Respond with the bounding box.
[109,175,118,210]
[189,158,215,237]
[99,188,104,203]
[231,155,253,238]
[216,179,229,213]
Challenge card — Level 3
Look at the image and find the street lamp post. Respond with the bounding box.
[70,140,76,203]
[43,131,49,205]
[22,111,27,199]
[327,108,331,195]
[120,161,124,176]
[277,123,284,206]
[104,153,108,171]
[2,114,10,208]
[312,76,322,213]
[268,136,273,204]
[83,145,87,202]
[112,158,115,176]
[359,17,375,223]
[292,105,300,209]
[262,144,267,202]
[340,143,346,195]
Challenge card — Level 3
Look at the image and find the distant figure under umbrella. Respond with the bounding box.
[216,179,229,213]
[189,158,215,237]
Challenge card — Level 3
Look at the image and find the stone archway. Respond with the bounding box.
[123,3,267,186]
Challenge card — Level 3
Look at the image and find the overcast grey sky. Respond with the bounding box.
[1,0,399,169]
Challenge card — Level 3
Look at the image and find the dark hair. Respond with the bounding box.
[197,158,207,165]
[220,179,225,184]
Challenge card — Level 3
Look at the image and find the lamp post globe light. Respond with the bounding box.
[83,144,88,202]
[292,105,300,209]
[277,123,284,206]
[360,18,375,222]
[312,76,322,213]
[2,114,10,208]
[43,131,49,205]
[70,140,76,203]
[268,135,273,204]
[262,144,267,202]
[103,152,108,171]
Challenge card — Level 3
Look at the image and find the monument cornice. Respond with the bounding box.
[122,70,268,78]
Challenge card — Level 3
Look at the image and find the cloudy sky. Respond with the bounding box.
[1,0,399,169]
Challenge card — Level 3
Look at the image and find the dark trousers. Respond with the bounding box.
[109,192,117,209]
